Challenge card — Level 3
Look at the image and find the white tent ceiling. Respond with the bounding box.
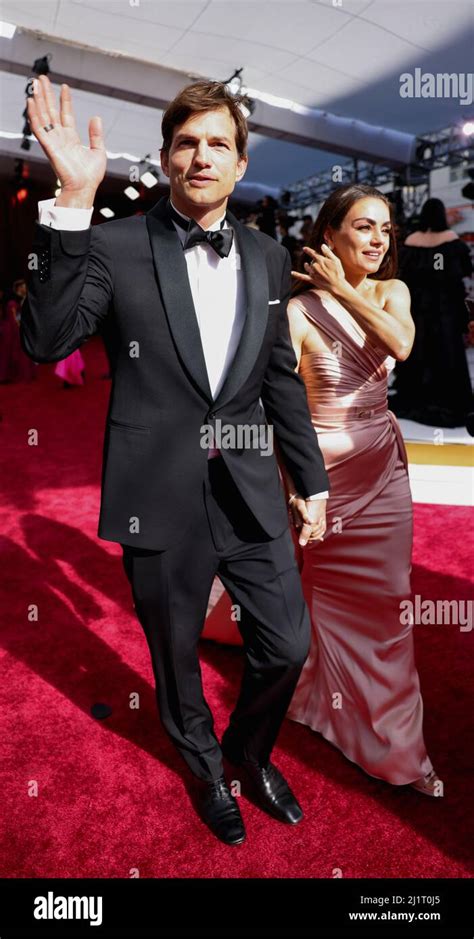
[0,0,472,187]
[1,0,471,105]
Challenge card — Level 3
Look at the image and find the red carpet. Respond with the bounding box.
[1,336,473,878]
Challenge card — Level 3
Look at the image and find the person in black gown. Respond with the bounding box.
[392,198,473,427]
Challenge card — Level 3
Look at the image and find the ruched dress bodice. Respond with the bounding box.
[294,290,407,525]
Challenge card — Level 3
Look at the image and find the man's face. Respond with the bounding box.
[160,107,248,212]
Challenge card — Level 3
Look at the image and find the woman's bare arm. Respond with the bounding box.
[293,244,415,361]
[287,299,311,370]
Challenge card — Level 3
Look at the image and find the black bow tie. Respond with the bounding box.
[168,201,234,259]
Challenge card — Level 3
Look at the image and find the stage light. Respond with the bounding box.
[100,207,115,218]
[16,188,28,202]
[21,58,51,153]
[225,69,244,96]
[240,96,256,119]
[462,121,474,137]
[140,170,159,188]
[223,69,255,119]
[124,186,140,200]
[415,140,433,162]
[0,20,16,38]
[32,55,51,76]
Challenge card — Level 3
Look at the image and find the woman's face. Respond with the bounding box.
[325,197,392,277]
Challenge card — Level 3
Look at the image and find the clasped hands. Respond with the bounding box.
[289,495,327,547]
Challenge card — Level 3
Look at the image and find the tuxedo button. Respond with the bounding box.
[208,411,216,419]
[38,250,50,282]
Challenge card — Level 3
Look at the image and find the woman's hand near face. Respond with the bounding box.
[291,243,347,293]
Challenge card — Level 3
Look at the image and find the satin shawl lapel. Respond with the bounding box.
[146,199,269,408]
[146,197,213,402]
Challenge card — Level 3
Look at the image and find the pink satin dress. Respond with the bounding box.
[286,290,433,785]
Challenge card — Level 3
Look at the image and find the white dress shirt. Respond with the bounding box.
[168,201,245,458]
[37,198,327,500]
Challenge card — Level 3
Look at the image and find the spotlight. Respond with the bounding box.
[13,161,30,201]
[124,186,140,200]
[0,20,16,38]
[32,55,51,76]
[225,68,244,96]
[240,96,256,119]
[21,56,51,151]
[100,207,115,219]
[140,170,159,189]
[462,121,474,137]
[415,140,434,163]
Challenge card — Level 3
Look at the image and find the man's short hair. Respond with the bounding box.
[161,80,249,157]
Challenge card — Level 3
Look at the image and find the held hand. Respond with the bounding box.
[27,75,106,206]
[292,244,346,293]
[290,497,327,547]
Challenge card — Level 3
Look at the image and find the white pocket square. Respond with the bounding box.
[268,299,280,305]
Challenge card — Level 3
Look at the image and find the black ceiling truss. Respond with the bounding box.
[284,124,474,215]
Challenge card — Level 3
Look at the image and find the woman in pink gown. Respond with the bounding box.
[203,184,440,797]
[284,184,439,796]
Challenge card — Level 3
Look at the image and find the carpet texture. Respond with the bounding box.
[1,336,473,878]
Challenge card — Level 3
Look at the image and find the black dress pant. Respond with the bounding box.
[121,455,311,782]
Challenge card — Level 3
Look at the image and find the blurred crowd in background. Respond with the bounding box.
[1,193,473,431]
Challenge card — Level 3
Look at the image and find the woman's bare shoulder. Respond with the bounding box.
[372,277,410,306]
[287,295,311,332]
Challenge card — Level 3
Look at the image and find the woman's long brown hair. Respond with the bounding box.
[292,184,398,296]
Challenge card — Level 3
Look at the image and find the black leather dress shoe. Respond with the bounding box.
[222,744,303,825]
[197,775,246,845]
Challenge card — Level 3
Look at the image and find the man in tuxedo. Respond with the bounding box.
[22,76,329,845]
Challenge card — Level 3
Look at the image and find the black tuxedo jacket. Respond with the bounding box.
[21,197,329,549]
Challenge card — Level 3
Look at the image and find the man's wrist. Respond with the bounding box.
[55,189,96,209]
[288,491,328,504]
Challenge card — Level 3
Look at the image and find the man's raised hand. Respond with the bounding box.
[27,74,106,208]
